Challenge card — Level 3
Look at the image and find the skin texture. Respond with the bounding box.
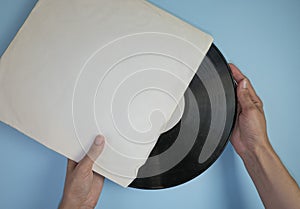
[229,64,300,209]
[229,64,269,158]
[59,135,105,209]
[59,64,300,209]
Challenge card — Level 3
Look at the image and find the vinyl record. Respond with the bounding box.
[129,43,237,189]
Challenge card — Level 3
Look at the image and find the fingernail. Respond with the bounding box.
[94,135,105,146]
[243,79,247,89]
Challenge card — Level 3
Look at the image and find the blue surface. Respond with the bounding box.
[0,0,299,208]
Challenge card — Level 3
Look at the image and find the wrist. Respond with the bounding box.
[240,136,273,164]
[59,196,95,209]
[59,196,81,209]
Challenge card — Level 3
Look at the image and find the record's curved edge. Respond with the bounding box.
[129,43,237,190]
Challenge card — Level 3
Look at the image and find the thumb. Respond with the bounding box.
[80,135,105,171]
[238,79,256,112]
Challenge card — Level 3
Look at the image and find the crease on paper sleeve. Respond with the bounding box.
[0,0,213,187]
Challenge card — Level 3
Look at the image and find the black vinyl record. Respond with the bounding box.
[129,43,237,189]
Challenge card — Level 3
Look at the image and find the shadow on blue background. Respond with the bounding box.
[0,0,299,209]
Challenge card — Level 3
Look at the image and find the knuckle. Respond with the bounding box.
[77,159,91,171]
[237,89,247,98]
[258,98,264,107]
[255,98,264,109]
[245,105,257,113]
[257,102,263,108]
[76,164,91,178]
[246,78,251,84]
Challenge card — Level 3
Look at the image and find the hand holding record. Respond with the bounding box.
[229,64,268,158]
[59,64,300,209]
[228,64,300,209]
[59,136,105,209]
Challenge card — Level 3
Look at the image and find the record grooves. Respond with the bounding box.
[129,43,237,189]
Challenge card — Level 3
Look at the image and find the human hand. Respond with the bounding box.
[59,135,105,209]
[229,64,270,159]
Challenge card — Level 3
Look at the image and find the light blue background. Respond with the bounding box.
[0,0,299,208]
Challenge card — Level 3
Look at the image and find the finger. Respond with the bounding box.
[230,64,263,108]
[89,173,105,203]
[229,63,246,83]
[236,102,241,115]
[92,172,105,191]
[67,159,77,173]
[245,80,263,108]
[79,135,105,171]
[237,79,256,112]
[237,78,263,109]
